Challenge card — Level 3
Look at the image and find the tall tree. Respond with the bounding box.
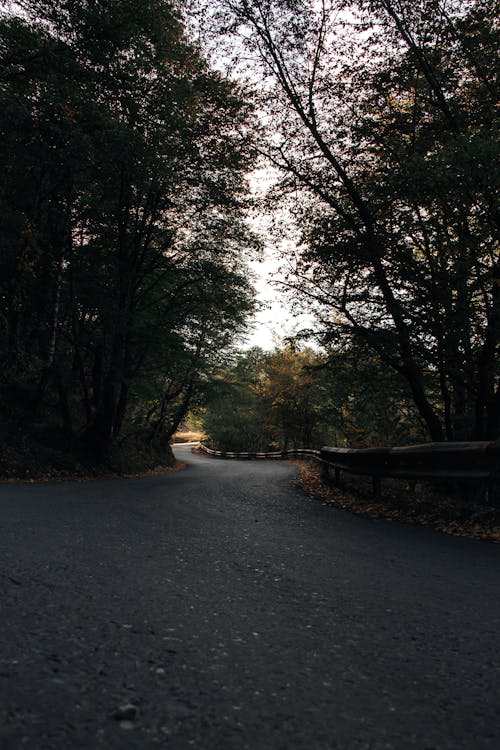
[198,0,499,441]
[0,0,256,468]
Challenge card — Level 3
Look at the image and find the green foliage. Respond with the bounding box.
[204,0,499,442]
[322,342,428,447]
[201,348,274,452]
[0,0,257,469]
[201,344,422,451]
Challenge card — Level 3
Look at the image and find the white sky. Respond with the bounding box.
[240,168,311,350]
[243,246,314,350]
[245,253,291,349]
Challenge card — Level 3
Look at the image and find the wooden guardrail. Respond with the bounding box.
[199,441,500,501]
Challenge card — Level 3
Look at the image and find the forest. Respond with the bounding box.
[197,344,427,452]
[0,0,498,478]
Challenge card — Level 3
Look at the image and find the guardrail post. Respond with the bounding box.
[484,478,494,505]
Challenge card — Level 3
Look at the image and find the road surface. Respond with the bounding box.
[1,445,499,749]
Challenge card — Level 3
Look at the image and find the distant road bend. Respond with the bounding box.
[1,444,500,749]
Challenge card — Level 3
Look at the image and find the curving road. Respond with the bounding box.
[1,445,500,749]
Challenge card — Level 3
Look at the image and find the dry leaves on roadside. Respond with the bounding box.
[294,461,500,543]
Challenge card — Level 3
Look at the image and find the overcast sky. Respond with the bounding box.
[241,169,310,350]
[244,253,290,349]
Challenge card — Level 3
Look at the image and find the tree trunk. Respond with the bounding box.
[164,379,197,443]
[369,245,445,441]
[474,263,500,439]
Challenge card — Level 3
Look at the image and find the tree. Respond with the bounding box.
[320,340,428,447]
[201,348,274,452]
[0,0,257,469]
[255,346,334,448]
[198,0,499,441]
[201,346,339,450]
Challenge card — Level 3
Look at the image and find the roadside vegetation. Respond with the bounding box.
[0,0,256,478]
[197,344,499,539]
[199,345,426,452]
[197,0,498,443]
[295,461,500,542]
[1,1,498,484]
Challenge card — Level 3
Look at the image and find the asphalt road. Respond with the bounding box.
[1,445,500,750]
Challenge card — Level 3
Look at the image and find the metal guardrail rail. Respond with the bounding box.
[199,441,500,500]
[199,444,321,461]
[321,441,500,499]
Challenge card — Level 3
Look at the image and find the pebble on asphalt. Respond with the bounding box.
[113,704,139,722]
